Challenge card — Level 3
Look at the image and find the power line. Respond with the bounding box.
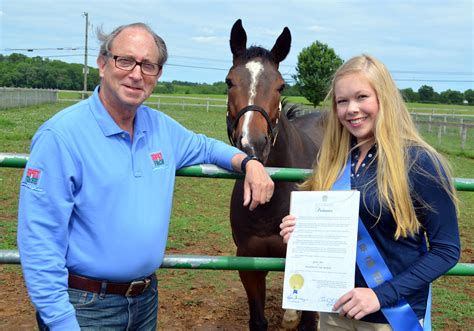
[2,49,472,77]
[394,79,474,83]
[166,63,228,71]
[2,51,473,84]
[2,47,84,51]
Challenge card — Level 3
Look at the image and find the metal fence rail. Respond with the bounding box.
[2,153,473,190]
[1,152,473,275]
[1,250,472,276]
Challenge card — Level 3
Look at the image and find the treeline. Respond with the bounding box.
[0,53,301,96]
[0,53,100,90]
[1,53,472,105]
[400,86,474,105]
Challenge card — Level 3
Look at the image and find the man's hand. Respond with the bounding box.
[232,154,274,211]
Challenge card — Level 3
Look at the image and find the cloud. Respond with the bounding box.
[1,0,471,91]
[198,26,215,35]
[307,25,333,33]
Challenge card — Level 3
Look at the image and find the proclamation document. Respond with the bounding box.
[282,190,360,312]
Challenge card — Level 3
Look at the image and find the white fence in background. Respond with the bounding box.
[1,88,472,150]
[0,87,58,110]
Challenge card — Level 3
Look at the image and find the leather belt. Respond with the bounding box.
[68,273,154,297]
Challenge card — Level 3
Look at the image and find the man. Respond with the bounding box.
[18,22,274,330]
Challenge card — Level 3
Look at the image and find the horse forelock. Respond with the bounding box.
[235,46,276,63]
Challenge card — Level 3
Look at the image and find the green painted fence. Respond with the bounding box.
[1,153,474,190]
[1,152,473,276]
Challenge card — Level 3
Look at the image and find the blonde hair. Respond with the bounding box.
[301,54,457,239]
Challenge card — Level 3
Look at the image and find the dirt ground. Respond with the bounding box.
[2,265,473,331]
[1,237,471,331]
[0,265,292,330]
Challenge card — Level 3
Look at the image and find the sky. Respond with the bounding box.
[1,0,473,93]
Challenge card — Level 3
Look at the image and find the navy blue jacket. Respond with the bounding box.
[350,144,460,323]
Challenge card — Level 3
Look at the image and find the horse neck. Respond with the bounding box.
[266,114,318,169]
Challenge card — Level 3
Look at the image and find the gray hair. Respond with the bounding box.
[96,22,168,66]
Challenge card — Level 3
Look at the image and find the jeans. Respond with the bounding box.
[36,275,158,330]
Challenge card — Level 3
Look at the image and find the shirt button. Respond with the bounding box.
[356,174,360,177]
[362,163,365,167]
[121,133,126,138]
[368,153,373,158]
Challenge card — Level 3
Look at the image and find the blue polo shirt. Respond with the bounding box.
[17,86,241,329]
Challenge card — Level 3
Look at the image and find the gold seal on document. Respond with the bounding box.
[289,273,304,291]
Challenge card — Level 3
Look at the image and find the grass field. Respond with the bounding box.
[0,99,473,329]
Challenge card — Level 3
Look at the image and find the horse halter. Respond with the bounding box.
[226,104,280,148]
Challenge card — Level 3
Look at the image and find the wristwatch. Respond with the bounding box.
[241,155,260,174]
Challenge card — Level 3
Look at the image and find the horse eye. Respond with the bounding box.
[277,84,286,93]
[225,78,234,88]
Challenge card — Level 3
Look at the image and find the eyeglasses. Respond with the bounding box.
[107,54,162,76]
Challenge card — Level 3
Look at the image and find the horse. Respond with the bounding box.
[226,19,325,330]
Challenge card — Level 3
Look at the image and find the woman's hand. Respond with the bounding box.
[333,288,381,320]
[280,215,297,243]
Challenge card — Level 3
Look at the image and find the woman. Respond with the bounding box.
[280,54,460,330]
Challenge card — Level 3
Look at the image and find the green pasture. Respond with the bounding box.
[0,100,473,329]
[57,91,474,120]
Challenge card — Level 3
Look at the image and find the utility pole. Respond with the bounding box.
[82,12,89,99]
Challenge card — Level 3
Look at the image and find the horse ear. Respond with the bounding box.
[230,19,247,58]
[271,27,291,65]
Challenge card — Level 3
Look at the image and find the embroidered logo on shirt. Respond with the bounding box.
[150,151,165,169]
[26,168,41,185]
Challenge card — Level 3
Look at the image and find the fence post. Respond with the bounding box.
[461,125,467,150]
[428,115,432,132]
[437,125,443,145]
[443,116,447,134]
[182,100,185,110]
[460,118,464,136]
[206,101,209,112]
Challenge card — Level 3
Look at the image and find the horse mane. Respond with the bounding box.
[282,98,305,120]
[236,46,276,63]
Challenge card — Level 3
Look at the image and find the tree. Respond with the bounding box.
[282,84,301,97]
[418,85,438,103]
[156,82,175,94]
[293,41,343,106]
[400,88,419,103]
[439,89,464,104]
[464,89,474,105]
